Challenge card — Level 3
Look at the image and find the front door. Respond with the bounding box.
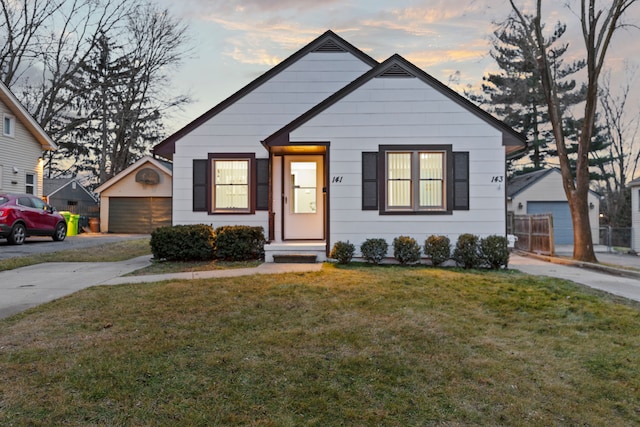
[283,155,324,240]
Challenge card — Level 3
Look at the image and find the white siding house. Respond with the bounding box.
[0,81,56,197]
[507,168,600,245]
[153,31,526,261]
[629,177,640,252]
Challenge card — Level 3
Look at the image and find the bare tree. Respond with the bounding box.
[508,0,638,262]
[593,67,640,229]
[0,0,190,184]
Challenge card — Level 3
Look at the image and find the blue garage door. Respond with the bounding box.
[527,201,573,245]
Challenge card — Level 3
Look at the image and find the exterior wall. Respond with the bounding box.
[508,170,600,244]
[100,163,172,232]
[0,101,44,197]
[289,76,508,253]
[172,52,373,230]
[632,184,640,251]
[47,181,98,216]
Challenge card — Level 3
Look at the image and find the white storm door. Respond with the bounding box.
[283,155,324,240]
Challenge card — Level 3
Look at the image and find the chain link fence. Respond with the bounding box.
[599,226,632,249]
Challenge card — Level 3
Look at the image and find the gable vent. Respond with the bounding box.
[313,39,347,52]
[377,64,415,78]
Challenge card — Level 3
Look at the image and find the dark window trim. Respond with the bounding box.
[378,144,453,215]
[208,153,256,215]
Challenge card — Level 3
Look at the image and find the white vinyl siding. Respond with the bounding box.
[0,101,44,196]
[290,75,507,252]
[172,51,372,227]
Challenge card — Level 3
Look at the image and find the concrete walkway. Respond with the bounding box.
[0,256,322,319]
[1,249,639,320]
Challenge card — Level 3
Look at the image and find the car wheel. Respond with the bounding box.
[53,221,67,241]
[8,223,26,245]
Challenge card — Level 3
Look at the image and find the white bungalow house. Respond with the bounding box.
[629,177,640,252]
[507,168,600,245]
[0,81,57,197]
[153,30,526,261]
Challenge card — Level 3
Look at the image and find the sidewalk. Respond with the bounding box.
[1,249,639,320]
[0,256,322,319]
[509,250,640,302]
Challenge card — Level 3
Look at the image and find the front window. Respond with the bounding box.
[3,115,14,137]
[386,150,445,211]
[25,173,35,195]
[212,158,250,212]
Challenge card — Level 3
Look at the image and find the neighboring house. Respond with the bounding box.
[153,30,526,261]
[629,177,640,252]
[507,167,600,245]
[95,155,172,233]
[0,81,57,197]
[44,178,99,217]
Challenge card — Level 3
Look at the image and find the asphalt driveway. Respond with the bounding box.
[0,233,149,260]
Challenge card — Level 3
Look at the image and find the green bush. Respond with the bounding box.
[452,233,481,269]
[150,224,216,261]
[480,235,510,269]
[329,241,355,264]
[214,225,265,261]
[393,236,421,265]
[424,235,451,267]
[360,238,388,264]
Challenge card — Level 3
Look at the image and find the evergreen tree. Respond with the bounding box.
[476,15,586,176]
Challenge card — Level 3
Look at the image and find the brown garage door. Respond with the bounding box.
[109,197,172,233]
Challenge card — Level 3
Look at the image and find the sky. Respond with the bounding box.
[154,0,640,135]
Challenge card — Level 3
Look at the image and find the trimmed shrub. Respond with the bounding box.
[214,225,265,261]
[393,236,421,264]
[360,238,389,264]
[424,235,451,267]
[330,241,355,264]
[150,224,215,261]
[480,235,510,269]
[452,233,481,269]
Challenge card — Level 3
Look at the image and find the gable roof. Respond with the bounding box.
[0,80,56,150]
[263,54,526,151]
[44,178,98,202]
[508,167,600,198]
[95,155,173,194]
[507,168,554,197]
[153,30,379,160]
[628,176,640,187]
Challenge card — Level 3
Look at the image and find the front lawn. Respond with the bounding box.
[1,265,639,425]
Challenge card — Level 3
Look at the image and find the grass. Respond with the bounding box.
[0,238,261,275]
[0,238,152,272]
[1,264,640,425]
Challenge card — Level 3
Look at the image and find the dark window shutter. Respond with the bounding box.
[453,152,469,210]
[193,159,208,211]
[362,152,378,210]
[256,158,269,211]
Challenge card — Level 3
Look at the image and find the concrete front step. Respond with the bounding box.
[264,242,327,263]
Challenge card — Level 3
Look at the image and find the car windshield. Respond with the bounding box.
[0,196,8,205]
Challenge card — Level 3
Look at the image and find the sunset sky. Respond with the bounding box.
[155,0,640,134]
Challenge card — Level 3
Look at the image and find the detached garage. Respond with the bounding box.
[507,168,600,245]
[95,156,172,233]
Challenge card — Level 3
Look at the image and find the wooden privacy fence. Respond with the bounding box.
[513,214,555,255]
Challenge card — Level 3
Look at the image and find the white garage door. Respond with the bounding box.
[527,201,573,245]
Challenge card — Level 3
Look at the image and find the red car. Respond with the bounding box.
[0,193,67,245]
